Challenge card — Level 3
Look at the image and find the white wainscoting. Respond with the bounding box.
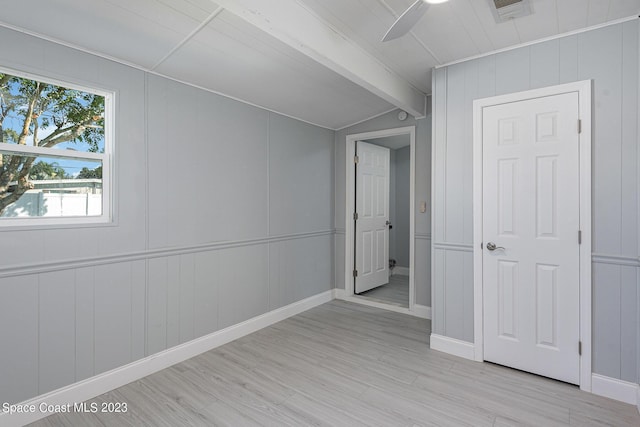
[430,334,476,361]
[0,290,335,427]
[591,374,640,406]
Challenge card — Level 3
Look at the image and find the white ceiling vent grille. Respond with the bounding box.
[489,0,533,23]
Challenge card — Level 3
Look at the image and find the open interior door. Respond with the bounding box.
[355,140,390,294]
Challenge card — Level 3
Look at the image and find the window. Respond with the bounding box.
[0,68,112,227]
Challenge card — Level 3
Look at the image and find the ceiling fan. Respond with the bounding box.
[382,0,449,42]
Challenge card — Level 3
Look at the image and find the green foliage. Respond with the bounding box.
[2,128,18,143]
[0,72,104,149]
[76,165,102,179]
[29,161,69,180]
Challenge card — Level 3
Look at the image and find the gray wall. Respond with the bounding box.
[370,145,409,269]
[0,27,334,405]
[432,20,639,384]
[395,145,410,269]
[335,109,432,307]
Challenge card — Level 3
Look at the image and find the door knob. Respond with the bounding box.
[486,242,505,251]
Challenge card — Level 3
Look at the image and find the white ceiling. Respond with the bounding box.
[0,0,638,129]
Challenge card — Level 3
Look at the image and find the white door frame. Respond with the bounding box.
[345,126,416,314]
[472,81,592,391]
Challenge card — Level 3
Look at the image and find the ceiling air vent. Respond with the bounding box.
[489,0,533,23]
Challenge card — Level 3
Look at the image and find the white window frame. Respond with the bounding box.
[0,66,113,228]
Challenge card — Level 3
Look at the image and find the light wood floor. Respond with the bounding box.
[359,274,409,307]
[31,300,640,426]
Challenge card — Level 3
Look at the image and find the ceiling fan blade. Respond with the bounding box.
[382,0,430,42]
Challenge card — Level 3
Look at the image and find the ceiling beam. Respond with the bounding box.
[211,0,427,118]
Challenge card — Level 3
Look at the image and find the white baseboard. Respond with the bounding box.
[413,304,432,319]
[0,289,334,427]
[430,334,476,361]
[392,266,410,276]
[591,374,639,406]
[334,288,430,319]
[637,384,640,414]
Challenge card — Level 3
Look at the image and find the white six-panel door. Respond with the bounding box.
[355,141,390,294]
[482,92,581,384]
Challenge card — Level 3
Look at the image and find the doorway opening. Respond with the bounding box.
[344,126,416,314]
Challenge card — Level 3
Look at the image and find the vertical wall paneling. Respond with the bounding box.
[432,21,639,382]
[166,255,181,349]
[593,263,622,379]
[529,40,560,89]
[462,62,478,243]
[559,35,579,84]
[621,266,638,382]
[439,248,474,342]
[415,237,431,307]
[444,64,467,244]
[494,48,530,95]
[579,25,623,255]
[477,56,497,100]
[179,254,196,344]
[270,114,334,236]
[94,263,134,374]
[0,276,39,404]
[146,77,169,250]
[433,249,446,335]
[74,267,95,382]
[463,251,474,342]
[443,250,465,340]
[38,270,76,395]
[270,235,332,310]
[165,86,196,247]
[333,233,346,292]
[94,58,147,257]
[269,242,281,310]
[194,251,220,338]
[131,261,146,361]
[196,93,270,243]
[147,257,168,355]
[622,23,639,257]
[433,68,448,245]
[218,244,270,329]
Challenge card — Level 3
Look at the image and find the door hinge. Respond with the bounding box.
[578,119,582,134]
[354,155,359,164]
[579,341,582,356]
[353,212,359,221]
[578,230,582,245]
[353,269,358,278]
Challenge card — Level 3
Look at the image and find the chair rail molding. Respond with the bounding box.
[0,229,334,278]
